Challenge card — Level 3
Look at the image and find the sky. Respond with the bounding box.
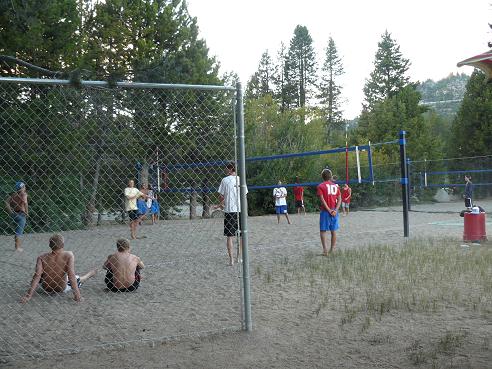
[185,0,491,119]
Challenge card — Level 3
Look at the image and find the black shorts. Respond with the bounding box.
[128,210,139,221]
[105,268,141,293]
[464,198,472,208]
[224,212,241,237]
[295,200,304,208]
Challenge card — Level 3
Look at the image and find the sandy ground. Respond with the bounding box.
[1,199,491,368]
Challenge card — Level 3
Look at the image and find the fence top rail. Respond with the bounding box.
[0,76,236,91]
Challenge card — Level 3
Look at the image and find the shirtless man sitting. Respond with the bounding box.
[103,239,144,292]
[20,234,96,303]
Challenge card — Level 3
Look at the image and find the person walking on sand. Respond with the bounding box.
[293,177,305,215]
[464,175,473,209]
[150,191,160,224]
[124,180,152,239]
[341,183,352,216]
[20,234,96,303]
[5,181,28,252]
[218,162,248,266]
[103,239,144,292]
[317,169,341,256]
[273,181,291,224]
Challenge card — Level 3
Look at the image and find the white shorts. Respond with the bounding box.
[342,202,350,209]
[63,275,81,293]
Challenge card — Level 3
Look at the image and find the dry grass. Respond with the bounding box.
[262,238,491,326]
[255,238,491,367]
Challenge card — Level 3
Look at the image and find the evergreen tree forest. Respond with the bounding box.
[0,0,226,232]
[0,1,490,227]
[244,28,490,214]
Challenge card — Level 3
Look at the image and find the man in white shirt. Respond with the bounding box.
[273,181,291,225]
[218,162,248,266]
[124,180,152,239]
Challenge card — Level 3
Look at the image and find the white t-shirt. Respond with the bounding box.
[273,187,287,206]
[147,190,154,208]
[124,187,144,211]
[218,175,248,213]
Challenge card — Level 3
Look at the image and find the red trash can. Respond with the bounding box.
[463,212,487,242]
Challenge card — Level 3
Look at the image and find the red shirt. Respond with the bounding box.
[293,186,304,201]
[342,187,351,203]
[316,180,340,211]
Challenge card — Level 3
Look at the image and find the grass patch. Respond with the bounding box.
[268,238,492,325]
[406,330,468,367]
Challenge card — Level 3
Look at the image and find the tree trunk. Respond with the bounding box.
[190,186,198,219]
[82,153,102,227]
[140,163,149,188]
[202,179,211,218]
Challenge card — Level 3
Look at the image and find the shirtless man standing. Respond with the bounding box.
[20,234,96,303]
[103,239,144,292]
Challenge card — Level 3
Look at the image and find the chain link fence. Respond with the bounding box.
[0,77,247,360]
[409,156,492,202]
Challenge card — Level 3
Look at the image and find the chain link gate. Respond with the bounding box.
[0,77,249,360]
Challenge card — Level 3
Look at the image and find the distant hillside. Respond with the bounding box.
[417,73,469,117]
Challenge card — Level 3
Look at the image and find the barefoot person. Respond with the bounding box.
[5,181,28,251]
[137,184,149,225]
[103,239,144,292]
[341,183,352,216]
[150,192,160,225]
[273,181,291,224]
[218,162,248,266]
[317,169,341,256]
[20,234,96,303]
[293,177,306,215]
[124,180,152,239]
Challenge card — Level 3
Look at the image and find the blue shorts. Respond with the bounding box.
[11,212,26,236]
[320,210,339,232]
[275,205,288,214]
[137,200,147,215]
[151,201,160,214]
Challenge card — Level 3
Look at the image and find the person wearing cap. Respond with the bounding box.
[5,181,28,251]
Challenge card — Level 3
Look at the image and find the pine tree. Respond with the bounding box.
[357,85,441,160]
[285,25,317,108]
[363,31,410,109]
[271,42,289,111]
[319,37,345,143]
[0,0,80,76]
[246,50,274,99]
[450,70,492,157]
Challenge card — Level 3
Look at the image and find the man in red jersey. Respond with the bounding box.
[316,169,341,255]
[293,176,305,215]
[341,183,352,216]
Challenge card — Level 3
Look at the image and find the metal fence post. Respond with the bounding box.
[236,82,252,331]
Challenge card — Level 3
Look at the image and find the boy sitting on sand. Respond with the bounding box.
[103,239,144,292]
[20,234,96,303]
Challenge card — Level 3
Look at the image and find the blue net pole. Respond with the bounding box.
[399,131,409,237]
